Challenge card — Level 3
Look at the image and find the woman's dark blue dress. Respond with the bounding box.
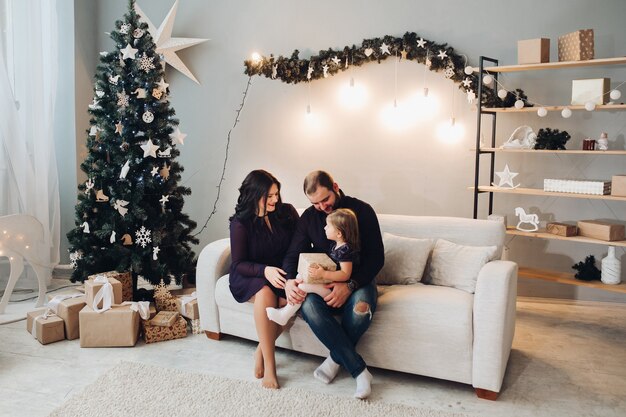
[229,204,299,303]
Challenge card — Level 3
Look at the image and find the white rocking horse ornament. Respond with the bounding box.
[515,207,539,232]
[0,215,51,315]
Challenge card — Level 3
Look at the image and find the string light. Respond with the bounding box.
[561,107,572,118]
[250,52,262,64]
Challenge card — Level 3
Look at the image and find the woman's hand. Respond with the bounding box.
[264,266,287,288]
[307,264,324,280]
[285,277,305,305]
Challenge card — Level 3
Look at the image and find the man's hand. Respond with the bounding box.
[264,266,287,289]
[323,282,351,308]
[285,277,305,305]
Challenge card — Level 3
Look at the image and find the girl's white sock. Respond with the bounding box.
[266,303,300,326]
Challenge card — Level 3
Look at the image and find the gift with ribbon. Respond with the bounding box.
[150,311,179,327]
[142,315,187,344]
[26,308,65,345]
[78,301,149,348]
[88,271,133,302]
[170,288,199,320]
[85,275,122,311]
[47,292,86,340]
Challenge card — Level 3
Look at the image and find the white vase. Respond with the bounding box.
[601,246,621,285]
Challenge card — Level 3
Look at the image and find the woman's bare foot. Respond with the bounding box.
[254,345,264,379]
[262,372,280,389]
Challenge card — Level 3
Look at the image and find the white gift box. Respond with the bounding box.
[544,179,611,195]
[571,78,610,105]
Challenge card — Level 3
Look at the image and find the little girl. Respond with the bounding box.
[266,208,359,326]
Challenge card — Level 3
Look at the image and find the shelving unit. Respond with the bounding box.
[473,56,626,292]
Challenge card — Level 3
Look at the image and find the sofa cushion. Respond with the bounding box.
[428,239,497,293]
[376,232,434,285]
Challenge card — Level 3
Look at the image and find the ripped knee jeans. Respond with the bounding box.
[300,282,377,378]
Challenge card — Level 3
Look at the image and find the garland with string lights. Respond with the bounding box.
[67,0,197,288]
[243,31,529,108]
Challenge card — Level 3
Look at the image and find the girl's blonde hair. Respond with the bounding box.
[327,208,360,252]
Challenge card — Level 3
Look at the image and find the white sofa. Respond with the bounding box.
[196,215,517,400]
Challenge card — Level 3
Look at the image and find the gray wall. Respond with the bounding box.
[66,0,626,301]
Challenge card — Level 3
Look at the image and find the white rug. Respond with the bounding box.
[50,362,470,417]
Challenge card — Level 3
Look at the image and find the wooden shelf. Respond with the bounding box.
[484,57,626,73]
[475,148,626,155]
[481,104,626,113]
[506,227,626,247]
[471,186,626,201]
[519,267,626,294]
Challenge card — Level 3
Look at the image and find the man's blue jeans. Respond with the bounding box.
[300,282,377,378]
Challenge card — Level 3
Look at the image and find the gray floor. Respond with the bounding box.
[1,297,625,417]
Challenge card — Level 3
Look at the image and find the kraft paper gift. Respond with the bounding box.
[88,271,133,302]
[47,293,86,340]
[26,309,65,345]
[558,29,594,61]
[150,311,179,327]
[297,253,337,284]
[143,316,187,344]
[79,304,140,347]
[170,288,199,319]
[85,275,123,310]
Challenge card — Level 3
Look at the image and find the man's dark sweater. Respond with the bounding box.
[282,192,384,289]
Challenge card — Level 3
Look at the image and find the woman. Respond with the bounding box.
[229,170,299,389]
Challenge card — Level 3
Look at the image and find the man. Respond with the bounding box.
[283,170,384,399]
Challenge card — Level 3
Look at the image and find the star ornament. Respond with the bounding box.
[135,0,209,84]
[169,127,187,145]
[159,195,170,206]
[120,43,138,60]
[416,38,426,48]
[380,42,391,55]
[437,50,448,60]
[493,164,520,189]
[462,78,473,88]
[156,77,169,91]
[140,138,160,158]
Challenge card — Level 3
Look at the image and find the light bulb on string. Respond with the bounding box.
[561,107,572,118]
[514,98,524,109]
[483,74,493,85]
[464,66,474,75]
[422,50,430,97]
[584,101,596,111]
[250,52,262,64]
[498,89,508,99]
[610,89,621,100]
[537,107,548,117]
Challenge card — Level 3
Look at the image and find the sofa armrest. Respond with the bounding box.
[196,238,231,333]
[472,260,518,393]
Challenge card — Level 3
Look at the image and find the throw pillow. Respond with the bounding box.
[428,239,497,293]
[375,232,434,285]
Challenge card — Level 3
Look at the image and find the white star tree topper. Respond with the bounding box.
[135,0,209,84]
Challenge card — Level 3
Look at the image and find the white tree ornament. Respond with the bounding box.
[158,146,172,157]
[380,42,391,55]
[159,195,170,206]
[135,226,152,248]
[169,127,186,145]
[134,0,209,84]
[140,138,159,158]
[515,207,539,232]
[416,38,426,48]
[110,231,117,244]
[142,111,154,123]
[437,50,448,60]
[85,178,95,194]
[81,221,90,234]
[138,52,156,72]
[114,199,129,216]
[493,164,520,189]
[120,43,138,60]
[153,246,160,260]
[119,160,131,179]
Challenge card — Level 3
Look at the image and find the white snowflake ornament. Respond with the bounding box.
[117,91,130,108]
[138,53,156,72]
[135,226,152,248]
[69,251,83,268]
[120,23,131,34]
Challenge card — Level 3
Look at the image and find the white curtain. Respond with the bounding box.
[0,0,61,282]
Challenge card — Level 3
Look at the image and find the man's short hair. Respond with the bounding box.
[303,170,334,195]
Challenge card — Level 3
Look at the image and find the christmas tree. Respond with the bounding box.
[67,0,197,289]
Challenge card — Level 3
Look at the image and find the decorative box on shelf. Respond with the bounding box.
[546,222,578,237]
[577,220,625,242]
[571,78,610,105]
[558,29,594,61]
[517,38,550,64]
[543,179,611,195]
[611,175,626,197]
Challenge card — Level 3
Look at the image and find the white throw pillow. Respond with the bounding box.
[428,239,497,293]
[375,232,434,285]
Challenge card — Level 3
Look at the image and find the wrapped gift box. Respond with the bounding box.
[577,220,625,242]
[190,318,202,335]
[170,288,199,319]
[143,316,187,344]
[26,309,65,345]
[546,222,578,237]
[88,271,133,302]
[544,179,611,195]
[79,304,140,347]
[85,276,123,309]
[517,38,550,64]
[571,78,610,105]
[611,175,626,197]
[150,311,179,327]
[558,29,594,61]
[155,295,178,312]
[297,253,337,284]
[47,293,86,340]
